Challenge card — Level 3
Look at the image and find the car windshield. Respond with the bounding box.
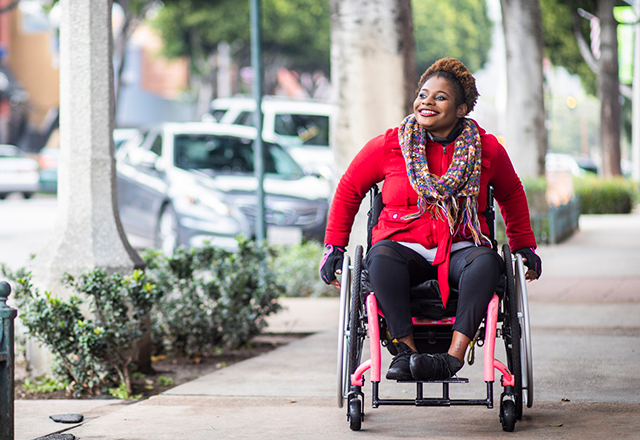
[274,114,329,147]
[173,134,304,177]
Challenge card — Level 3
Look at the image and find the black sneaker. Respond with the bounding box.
[409,352,462,381]
[385,342,414,381]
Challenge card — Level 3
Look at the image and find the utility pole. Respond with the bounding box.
[250,0,265,243]
[632,0,640,180]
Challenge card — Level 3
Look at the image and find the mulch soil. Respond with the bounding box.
[14,333,307,401]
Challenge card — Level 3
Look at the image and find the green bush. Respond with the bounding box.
[2,266,160,397]
[574,176,638,214]
[272,241,336,297]
[2,237,283,397]
[142,237,283,357]
[108,381,142,400]
[22,375,66,394]
[521,176,548,213]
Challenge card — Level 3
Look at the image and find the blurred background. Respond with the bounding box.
[1,0,639,258]
[1,0,639,401]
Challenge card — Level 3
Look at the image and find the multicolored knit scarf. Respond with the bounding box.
[398,114,488,246]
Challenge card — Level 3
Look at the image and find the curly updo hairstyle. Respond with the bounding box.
[417,58,479,115]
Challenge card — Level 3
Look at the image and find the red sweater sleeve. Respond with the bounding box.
[490,143,537,251]
[324,131,390,247]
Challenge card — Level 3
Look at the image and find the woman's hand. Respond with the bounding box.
[514,247,542,281]
[319,245,345,288]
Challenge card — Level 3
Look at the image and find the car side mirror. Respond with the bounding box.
[139,150,159,170]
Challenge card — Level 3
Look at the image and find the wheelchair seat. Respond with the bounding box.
[362,269,457,320]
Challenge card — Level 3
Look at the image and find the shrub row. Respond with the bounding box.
[5,266,161,397]
[271,241,336,298]
[573,176,638,214]
[2,237,283,397]
[143,238,283,357]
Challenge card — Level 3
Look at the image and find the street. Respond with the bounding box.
[0,194,58,270]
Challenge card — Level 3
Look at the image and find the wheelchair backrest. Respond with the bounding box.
[365,184,498,251]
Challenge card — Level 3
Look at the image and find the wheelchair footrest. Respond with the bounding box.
[396,377,469,384]
[371,379,493,409]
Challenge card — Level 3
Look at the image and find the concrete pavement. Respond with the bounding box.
[9,210,640,439]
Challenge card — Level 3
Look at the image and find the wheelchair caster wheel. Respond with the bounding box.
[348,398,363,431]
[500,399,516,432]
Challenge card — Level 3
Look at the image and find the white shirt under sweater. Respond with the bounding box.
[397,240,474,263]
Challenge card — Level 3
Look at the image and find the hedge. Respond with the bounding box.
[573,176,638,214]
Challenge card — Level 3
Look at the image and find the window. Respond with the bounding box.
[234,111,254,126]
[274,114,329,147]
[210,109,227,122]
[173,134,302,177]
[149,135,163,156]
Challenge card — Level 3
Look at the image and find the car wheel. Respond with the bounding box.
[0,193,7,200]
[23,192,34,199]
[156,204,179,256]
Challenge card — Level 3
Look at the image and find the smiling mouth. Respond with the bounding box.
[418,109,438,117]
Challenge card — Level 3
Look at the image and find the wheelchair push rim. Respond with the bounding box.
[348,246,366,387]
[502,244,523,419]
[337,254,352,408]
[515,253,534,408]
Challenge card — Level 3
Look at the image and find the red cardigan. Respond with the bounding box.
[324,121,537,303]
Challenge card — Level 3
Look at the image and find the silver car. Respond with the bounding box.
[116,122,329,254]
[0,144,39,199]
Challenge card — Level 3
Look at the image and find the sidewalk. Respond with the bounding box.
[13,213,640,439]
[527,213,640,302]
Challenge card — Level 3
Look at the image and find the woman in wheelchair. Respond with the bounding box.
[320,57,542,383]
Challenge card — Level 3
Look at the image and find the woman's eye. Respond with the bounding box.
[418,93,427,99]
[435,95,446,101]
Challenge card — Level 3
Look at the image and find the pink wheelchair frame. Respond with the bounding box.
[337,244,533,432]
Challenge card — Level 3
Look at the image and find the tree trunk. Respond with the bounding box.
[597,0,622,176]
[500,0,547,177]
[330,0,415,247]
[397,0,417,115]
[29,0,143,377]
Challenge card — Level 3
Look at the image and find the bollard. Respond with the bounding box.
[0,281,16,440]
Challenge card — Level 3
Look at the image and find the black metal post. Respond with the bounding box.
[0,281,16,440]
[250,0,266,243]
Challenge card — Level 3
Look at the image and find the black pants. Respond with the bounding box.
[364,240,503,340]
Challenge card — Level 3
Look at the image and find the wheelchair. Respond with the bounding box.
[336,185,533,432]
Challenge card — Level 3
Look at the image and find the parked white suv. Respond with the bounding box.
[202,96,335,180]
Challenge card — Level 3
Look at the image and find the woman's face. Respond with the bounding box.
[413,76,467,138]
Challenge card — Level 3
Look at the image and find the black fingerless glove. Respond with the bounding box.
[514,247,542,278]
[319,244,345,284]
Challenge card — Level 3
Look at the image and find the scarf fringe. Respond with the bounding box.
[399,115,486,244]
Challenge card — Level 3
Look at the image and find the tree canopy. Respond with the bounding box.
[412,0,493,75]
[152,0,331,74]
[152,0,494,79]
[540,0,599,95]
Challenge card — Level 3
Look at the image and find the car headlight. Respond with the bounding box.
[188,192,232,216]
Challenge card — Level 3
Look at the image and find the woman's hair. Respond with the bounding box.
[417,58,479,115]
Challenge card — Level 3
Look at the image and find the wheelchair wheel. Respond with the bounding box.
[514,253,534,409]
[500,399,517,432]
[348,245,366,378]
[348,397,363,431]
[502,244,523,420]
[337,254,352,408]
